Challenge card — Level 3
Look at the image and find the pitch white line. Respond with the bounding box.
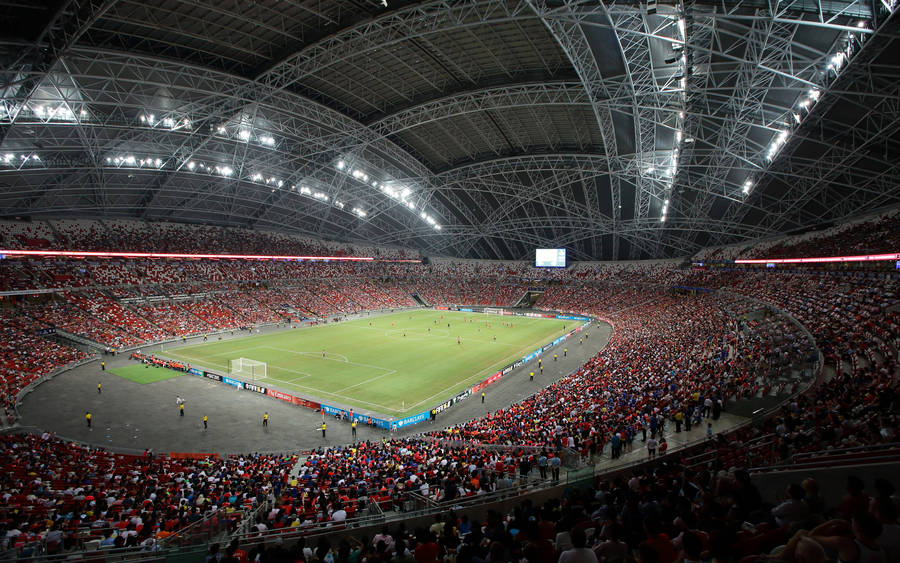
[262,346,394,374]
[334,368,398,393]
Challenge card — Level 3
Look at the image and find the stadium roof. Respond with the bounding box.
[1,0,898,261]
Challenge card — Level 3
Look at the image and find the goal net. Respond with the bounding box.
[484,308,505,316]
[230,358,267,380]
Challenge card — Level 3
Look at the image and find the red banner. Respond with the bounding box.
[471,371,503,393]
[292,396,320,410]
[266,388,294,402]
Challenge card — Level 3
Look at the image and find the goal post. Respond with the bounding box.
[230,358,267,380]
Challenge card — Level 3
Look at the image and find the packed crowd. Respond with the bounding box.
[0,432,297,554]
[677,269,898,377]
[694,209,900,262]
[1,214,898,559]
[265,461,900,563]
[0,218,417,259]
[0,310,90,425]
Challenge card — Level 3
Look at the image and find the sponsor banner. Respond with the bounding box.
[501,365,513,376]
[503,311,514,315]
[523,351,537,364]
[321,404,343,417]
[222,376,244,389]
[188,367,204,377]
[434,400,452,414]
[322,403,392,428]
[244,382,266,394]
[541,313,556,318]
[513,360,524,369]
[291,396,320,410]
[459,307,473,312]
[35,327,56,336]
[266,388,293,402]
[394,411,429,428]
[204,372,222,382]
[472,370,504,394]
[542,344,552,352]
[555,314,591,321]
[434,306,449,310]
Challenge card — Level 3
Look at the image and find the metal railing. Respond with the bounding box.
[750,441,900,474]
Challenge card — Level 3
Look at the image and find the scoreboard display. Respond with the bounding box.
[535,248,567,268]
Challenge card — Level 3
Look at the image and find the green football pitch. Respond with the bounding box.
[160,310,573,417]
[109,364,186,384]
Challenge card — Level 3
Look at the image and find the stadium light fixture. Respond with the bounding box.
[737,252,899,264]
[0,249,391,262]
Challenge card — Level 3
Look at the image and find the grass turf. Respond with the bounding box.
[160,310,573,417]
[109,364,186,384]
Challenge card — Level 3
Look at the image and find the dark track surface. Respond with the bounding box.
[17,317,612,455]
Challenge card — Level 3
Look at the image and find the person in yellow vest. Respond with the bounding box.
[202,415,208,429]
[97,382,102,394]
[530,371,534,382]
[554,354,558,361]
[540,363,544,375]
[481,391,485,403]
[321,422,327,438]
[179,402,184,417]
[85,411,92,428]
[675,410,683,433]
[351,419,357,440]
[564,347,567,357]
[263,412,268,427]
[100,361,105,371]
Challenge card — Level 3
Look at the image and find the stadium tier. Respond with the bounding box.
[0,215,898,561]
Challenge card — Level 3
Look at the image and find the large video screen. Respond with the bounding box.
[535,248,567,268]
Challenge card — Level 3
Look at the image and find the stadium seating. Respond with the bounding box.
[0,311,90,424]
[0,216,898,560]
[0,432,296,552]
